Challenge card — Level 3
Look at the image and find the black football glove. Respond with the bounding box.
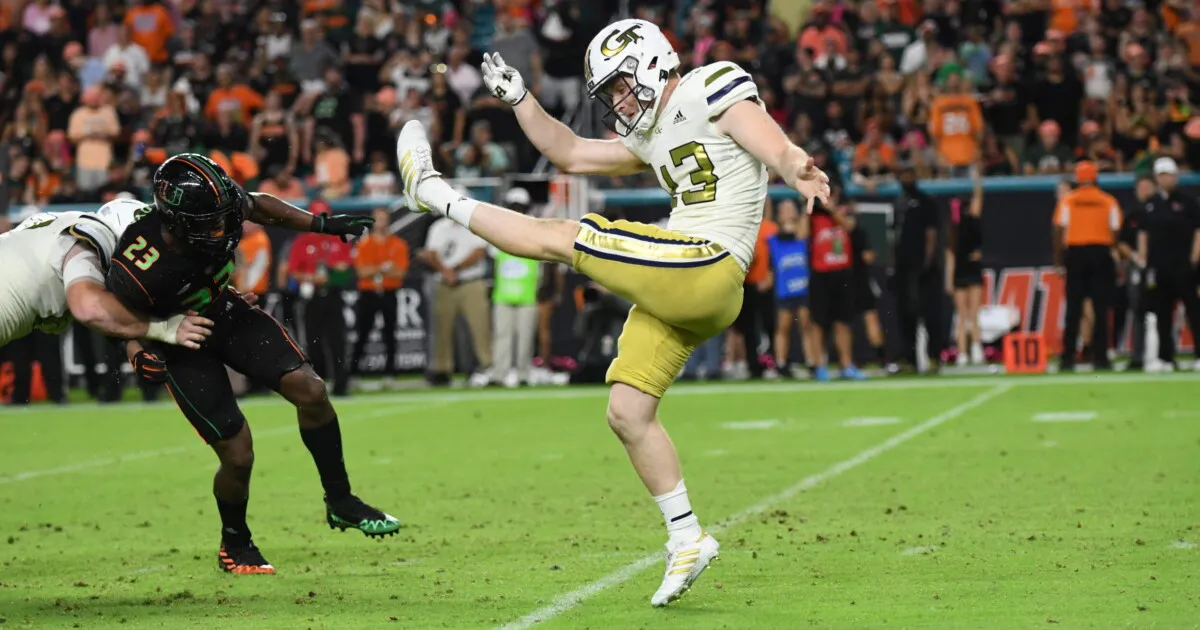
[130,350,168,384]
[312,212,373,242]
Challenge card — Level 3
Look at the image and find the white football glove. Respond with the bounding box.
[481,52,528,106]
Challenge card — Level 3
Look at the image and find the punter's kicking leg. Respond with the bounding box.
[398,121,745,604]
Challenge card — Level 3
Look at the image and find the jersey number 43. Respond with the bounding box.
[658,142,719,209]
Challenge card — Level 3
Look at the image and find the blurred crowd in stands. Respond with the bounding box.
[0,0,1197,209]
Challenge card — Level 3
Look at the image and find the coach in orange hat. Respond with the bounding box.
[1052,160,1122,370]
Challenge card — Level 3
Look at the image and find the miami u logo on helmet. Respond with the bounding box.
[600,25,643,57]
[156,178,184,206]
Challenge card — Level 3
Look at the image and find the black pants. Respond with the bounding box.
[1149,265,1200,363]
[894,266,944,365]
[304,291,349,396]
[1062,246,1115,367]
[148,290,308,444]
[1112,266,1148,365]
[350,290,398,376]
[7,331,64,404]
[733,286,773,377]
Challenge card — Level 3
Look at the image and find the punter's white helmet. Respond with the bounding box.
[584,18,680,138]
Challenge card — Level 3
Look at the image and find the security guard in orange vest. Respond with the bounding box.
[1053,161,1122,370]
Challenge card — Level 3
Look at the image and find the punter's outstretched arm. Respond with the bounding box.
[715,100,830,212]
[512,98,646,175]
[245,192,374,240]
[482,53,645,176]
[63,245,213,348]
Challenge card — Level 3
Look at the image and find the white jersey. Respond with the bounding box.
[619,61,767,270]
[0,199,145,345]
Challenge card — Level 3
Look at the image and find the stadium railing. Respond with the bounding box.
[28,172,1200,215]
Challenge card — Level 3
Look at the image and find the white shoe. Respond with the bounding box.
[650,531,720,607]
[970,342,985,365]
[396,121,439,213]
[467,371,491,388]
[502,371,520,388]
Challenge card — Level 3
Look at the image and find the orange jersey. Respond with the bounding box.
[354,234,410,291]
[1178,21,1200,66]
[745,219,778,285]
[235,229,272,295]
[204,86,264,124]
[125,5,174,63]
[1054,186,1121,246]
[930,95,983,167]
[854,141,897,169]
[1049,0,1097,33]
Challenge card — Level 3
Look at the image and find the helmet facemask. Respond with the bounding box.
[156,182,245,257]
[175,206,244,256]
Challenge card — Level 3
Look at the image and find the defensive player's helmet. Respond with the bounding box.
[152,153,245,256]
[584,18,680,138]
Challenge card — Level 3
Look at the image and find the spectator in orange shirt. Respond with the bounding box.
[798,7,848,57]
[312,129,352,199]
[852,120,898,189]
[929,67,984,177]
[731,200,779,379]
[124,0,174,64]
[235,221,273,297]
[23,156,60,205]
[1177,11,1200,67]
[349,208,409,382]
[258,165,307,200]
[205,64,265,125]
[1049,0,1097,35]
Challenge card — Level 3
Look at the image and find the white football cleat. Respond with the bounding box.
[650,530,720,607]
[396,120,440,213]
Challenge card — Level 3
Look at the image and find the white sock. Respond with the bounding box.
[654,480,702,543]
[417,176,478,227]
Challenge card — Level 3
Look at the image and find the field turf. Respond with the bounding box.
[1,372,1198,629]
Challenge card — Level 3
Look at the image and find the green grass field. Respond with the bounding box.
[1,373,1199,629]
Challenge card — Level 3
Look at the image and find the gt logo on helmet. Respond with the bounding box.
[600,25,643,57]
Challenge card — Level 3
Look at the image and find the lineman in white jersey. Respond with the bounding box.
[396,18,829,607]
[0,198,212,349]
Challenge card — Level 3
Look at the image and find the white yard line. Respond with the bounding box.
[720,419,781,430]
[1032,411,1097,422]
[494,384,1013,630]
[842,417,903,427]
[7,371,1197,417]
[0,401,445,485]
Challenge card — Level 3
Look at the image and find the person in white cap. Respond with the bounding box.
[0,197,212,350]
[488,187,540,387]
[1137,156,1200,369]
[397,17,830,607]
